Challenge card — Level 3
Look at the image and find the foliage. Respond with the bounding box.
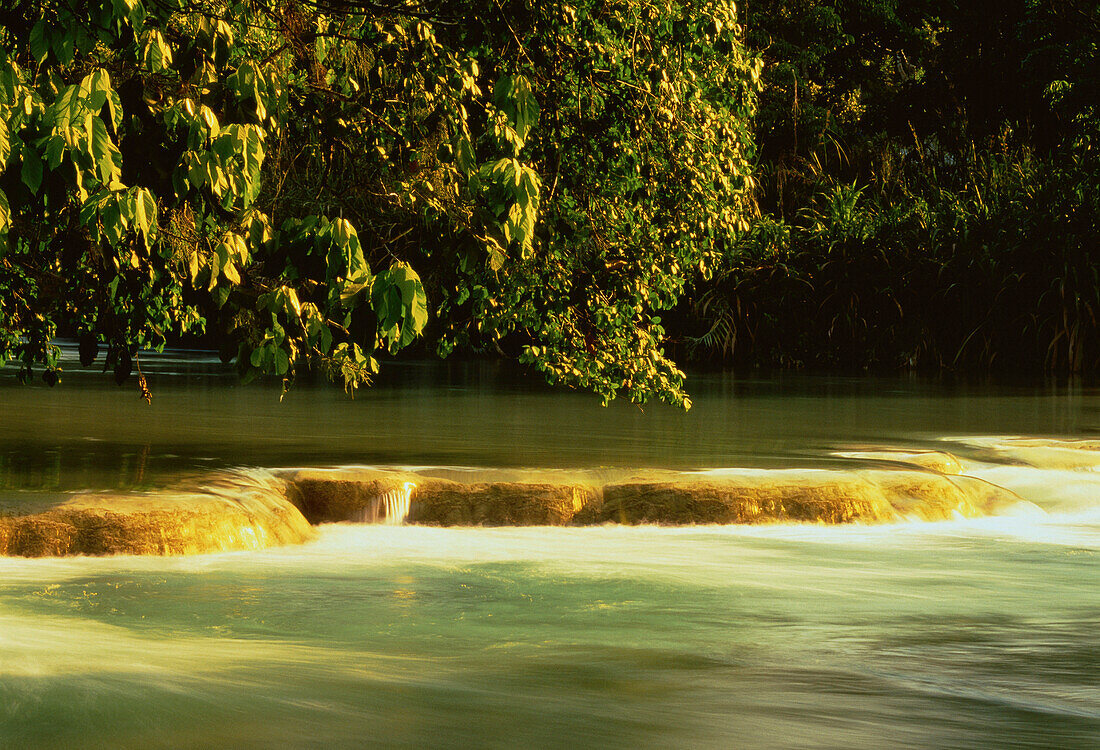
[686,152,1096,370]
[0,0,761,408]
[683,0,1100,375]
[6,0,1094,397]
[0,0,436,393]
[431,1,760,408]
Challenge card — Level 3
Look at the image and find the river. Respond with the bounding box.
[1,354,1098,748]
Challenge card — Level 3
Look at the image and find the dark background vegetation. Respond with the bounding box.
[676,0,1099,376]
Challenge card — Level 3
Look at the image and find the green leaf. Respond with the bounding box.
[140,189,157,231]
[129,194,144,233]
[0,189,9,232]
[52,31,74,66]
[206,160,227,195]
[340,277,370,306]
[330,218,367,279]
[21,145,43,194]
[273,347,289,375]
[493,74,539,149]
[199,106,220,138]
[132,188,156,237]
[106,90,123,134]
[100,196,123,244]
[29,21,49,64]
[227,232,249,265]
[185,153,204,189]
[280,286,302,317]
[208,245,223,290]
[454,134,475,174]
[510,75,539,143]
[0,61,16,101]
[88,115,121,185]
[44,134,65,169]
[80,70,110,112]
[517,166,541,205]
[405,275,429,333]
[142,30,173,73]
[50,85,82,132]
[0,119,9,165]
[214,243,240,285]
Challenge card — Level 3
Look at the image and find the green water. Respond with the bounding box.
[1,355,1099,748]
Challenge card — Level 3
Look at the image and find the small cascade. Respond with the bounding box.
[0,467,316,557]
[352,481,416,525]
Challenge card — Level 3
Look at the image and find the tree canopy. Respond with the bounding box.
[0,0,760,407]
[3,1,1097,402]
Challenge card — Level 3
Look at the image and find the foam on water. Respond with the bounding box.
[2,435,1099,750]
[3,504,1098,749]
[942,435,1100,471]
[961,464,1100,513]
[0,612,306,679]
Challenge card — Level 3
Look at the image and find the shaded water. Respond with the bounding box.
[1,354,1099,748]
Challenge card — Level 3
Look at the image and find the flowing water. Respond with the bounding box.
[1,355,1099,748]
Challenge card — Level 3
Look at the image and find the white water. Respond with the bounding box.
[2,367,1099,748]
[2,505,1098,749]
[3,444,1099,749]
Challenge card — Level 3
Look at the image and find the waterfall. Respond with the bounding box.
[353,482,416,525]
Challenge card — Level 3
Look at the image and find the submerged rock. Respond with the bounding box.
[595,471,895,525]
[0,471,314,557]
[280,468,599,526]
[591,469,1032,525]
[277,468,422,524]
[1,463,1039,557]
[411,481,597,526]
